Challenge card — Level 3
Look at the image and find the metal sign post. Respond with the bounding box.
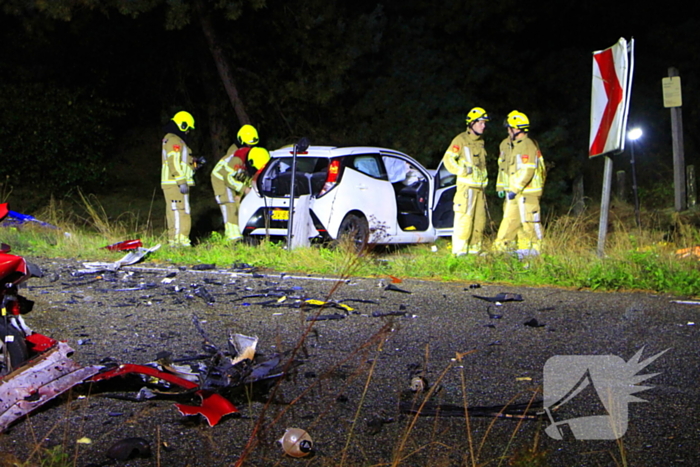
[286,137,310,249]
[663,68,685,211]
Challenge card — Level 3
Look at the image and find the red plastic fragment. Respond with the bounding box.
[25,333,58,353]
[89,363,199,390]
[175,390,238,426]
[104,239,143,251]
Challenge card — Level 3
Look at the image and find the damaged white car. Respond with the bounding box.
[238,145,457,247]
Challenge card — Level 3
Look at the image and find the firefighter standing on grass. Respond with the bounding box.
[442,107,489,256]
[492,110,546,257]
[161,111,196,247]
[211,124,270,241]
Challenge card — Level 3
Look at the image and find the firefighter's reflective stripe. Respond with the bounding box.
[162,139,194,186]
[532,210,543,240]
[466,187,475,215]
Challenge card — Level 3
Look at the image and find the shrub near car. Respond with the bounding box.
[238,145,457,246]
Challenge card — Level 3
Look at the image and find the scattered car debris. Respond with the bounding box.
[304,298,354,312]
[278,428,314,458]
[671,300,700,305]
[0,205,58,230]
[77,244,161,274]
[410,375,427,393]
[384,284,411,294]
[371,310,408,317]
[192,263,216,270]
[524,318,545,328]
[0,342,103,432]
[388,275,403,284]
[175,390,239,426]
[675,246,700,260]
[473,293,523,303]
[103,239,143,251]
[193,285,216,304]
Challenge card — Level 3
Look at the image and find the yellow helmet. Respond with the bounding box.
[505,110,530,131]
[172,111,195,131]
[248,147,270,171]
[465,107,489,125]
[237,124,259,146]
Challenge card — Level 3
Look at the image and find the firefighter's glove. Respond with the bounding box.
[507,191,516,200]
[233,170,248,183]
[497,191,505,198]
[193,156,207,171]
[466,166,473,175]
[179,184,189,195]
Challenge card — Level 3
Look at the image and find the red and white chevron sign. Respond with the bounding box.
[589,38,634,158]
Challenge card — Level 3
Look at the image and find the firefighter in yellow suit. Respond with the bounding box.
[493,111,546,257]
[210,125,269,241]
[441,107,489,255]
[161,111,196,247]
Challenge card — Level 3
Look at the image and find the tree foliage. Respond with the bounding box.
[0,83,123,190]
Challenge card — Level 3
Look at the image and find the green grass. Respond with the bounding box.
[4,197,700,297]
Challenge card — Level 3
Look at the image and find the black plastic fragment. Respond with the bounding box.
[384,284,411,294]
[524,318,545,328]
[473,293,523,303]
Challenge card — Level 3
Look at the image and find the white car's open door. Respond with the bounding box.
[431,161,456,237]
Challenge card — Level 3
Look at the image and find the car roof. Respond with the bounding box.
[269,145,421,164]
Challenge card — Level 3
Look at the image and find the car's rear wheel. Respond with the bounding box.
[0,322,29,376]
[336,214,369,252]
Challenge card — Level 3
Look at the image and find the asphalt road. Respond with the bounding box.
[1,256,698,466]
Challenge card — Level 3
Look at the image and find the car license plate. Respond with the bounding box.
[270,209,289,221]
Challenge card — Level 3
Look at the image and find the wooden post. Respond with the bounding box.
[687,165,697,208]
[668,67,686,211]
[597,156,613,257]
[572,174,585,215]
[616,170,626,201]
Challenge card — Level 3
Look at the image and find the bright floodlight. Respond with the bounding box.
[628,128,643,141]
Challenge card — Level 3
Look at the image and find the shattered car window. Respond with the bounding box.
[260,157,330,197]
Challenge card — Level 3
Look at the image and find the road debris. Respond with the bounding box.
[473,293,523,303]
[384,284,411,294]
[278,428,314,458]
[77,244,161,274]
[0,342,103,432]
[524,318,545,328]
[103,239,143,251]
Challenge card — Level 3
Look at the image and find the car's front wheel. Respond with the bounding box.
[336,213,369,252]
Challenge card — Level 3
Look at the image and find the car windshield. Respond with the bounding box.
[259,157,331,197]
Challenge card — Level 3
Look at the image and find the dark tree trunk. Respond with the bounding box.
[200,57,230,161]
[194,0,250,127]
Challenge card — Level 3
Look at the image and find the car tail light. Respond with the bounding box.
[318,160,341,197]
